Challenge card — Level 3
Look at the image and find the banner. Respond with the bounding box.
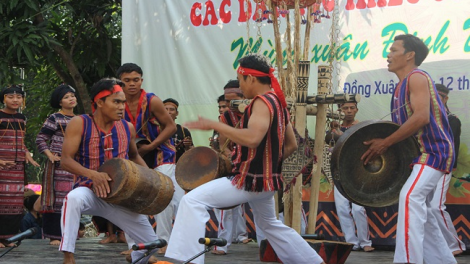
[123,0,470,246]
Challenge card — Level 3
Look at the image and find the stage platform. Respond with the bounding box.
[1,237,469,263]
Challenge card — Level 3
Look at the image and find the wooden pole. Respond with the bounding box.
[307,65,331,234]
[287,60,310,233]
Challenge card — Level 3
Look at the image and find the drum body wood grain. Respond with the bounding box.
[175,146,232,192]
[98,158,174,215]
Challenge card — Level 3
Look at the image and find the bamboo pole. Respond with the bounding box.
[307,65,331,234]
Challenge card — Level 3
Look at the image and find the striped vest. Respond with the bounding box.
[391,69,454,173]
[231,91,287,192]
[124,89,175,168]
[73,115,130,189]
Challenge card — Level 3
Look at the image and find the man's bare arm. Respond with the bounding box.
[186,99,270,149]
[361,73,431,164]
[127,122,147,167]
[149,96,177,148]
[61,116,111,198]
[283,122,298,160]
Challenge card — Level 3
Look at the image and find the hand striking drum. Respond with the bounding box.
[59,79,161,264]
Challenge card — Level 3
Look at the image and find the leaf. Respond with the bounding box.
[24,0,39,11]
[23,46,35,63]
[455,144,470,178]
[448,177,470,198]
[10,0,19,11]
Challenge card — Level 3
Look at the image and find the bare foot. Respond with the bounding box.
[117,232,127,243]
[99,234,118,244]
[148,255,159,263]
[121,249,133,255]
[242,238,252,244]
[157,245,167,255]
[0,241,15,248]
[453,250,463,256]
[50,239,61,246]
[211,249,227,255]
[363,246,375,252]
[63,251,76,264]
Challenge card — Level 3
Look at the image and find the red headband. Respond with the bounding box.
[91,84,123,112]
[237,66,287,108]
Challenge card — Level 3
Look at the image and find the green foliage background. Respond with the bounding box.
[0,0,122,182]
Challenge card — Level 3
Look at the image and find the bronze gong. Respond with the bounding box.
[330,120,420,207]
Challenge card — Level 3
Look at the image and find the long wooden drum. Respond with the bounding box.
[175,146,232,192]
[98,158,174,215]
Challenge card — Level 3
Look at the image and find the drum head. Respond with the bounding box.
[330,120,419,207]
[175,146,220,191]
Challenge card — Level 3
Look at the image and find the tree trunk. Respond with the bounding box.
[50,43,92,114]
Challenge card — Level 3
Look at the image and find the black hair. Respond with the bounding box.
[339,102,358,107]
[223,79,243,97]
[394,34,429,66]
[50,84,75,109]
[24,194,40,211]
[435,83,449,95]
[116,63,143,78]
[90,78,124,104]
[163,98,179,108]
[224,79,239,89]
[238,54,271,85]
[0,85,25,103]
[217,95,225,103]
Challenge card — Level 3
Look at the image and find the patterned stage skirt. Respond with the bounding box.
[0,162,25,239]
[42,165,74,240]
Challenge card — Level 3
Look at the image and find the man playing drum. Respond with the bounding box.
[211,79,262,255]
[117,63,183,256]
[59,78,159,264]
[165,53,326,264]
[362,34,456,264]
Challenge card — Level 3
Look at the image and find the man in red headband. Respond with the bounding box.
[165,54,325,264]
[59,78,159,264]
[212,79,263,256]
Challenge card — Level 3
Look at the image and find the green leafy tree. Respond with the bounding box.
[0,0,122,113]
[0,0,122,182]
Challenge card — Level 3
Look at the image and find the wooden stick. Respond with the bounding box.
[307,65,331,234]
[289,59,310,233]
[270,1,286,92]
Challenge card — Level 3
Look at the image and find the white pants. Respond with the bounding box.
[60,187,157,263]
[278,208,308,235]
[154,164,184,243]
[334,186,371,250]
[394,164,456,264]
[213,204,265,253]
[430,172,466,253]
[165,177,324,264]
